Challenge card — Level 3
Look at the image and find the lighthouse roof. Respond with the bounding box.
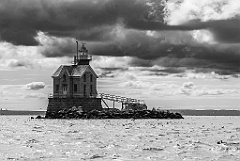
[52,65,98,78]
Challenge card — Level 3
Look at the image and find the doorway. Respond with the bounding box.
[63,84,67,95]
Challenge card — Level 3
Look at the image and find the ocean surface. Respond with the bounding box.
[0,116,240,161]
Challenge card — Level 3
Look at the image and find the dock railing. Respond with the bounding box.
[98,93,144,104]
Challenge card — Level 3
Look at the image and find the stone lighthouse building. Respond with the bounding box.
[46,42,102,113]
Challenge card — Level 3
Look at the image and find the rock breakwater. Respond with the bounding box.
[44,107,183,119]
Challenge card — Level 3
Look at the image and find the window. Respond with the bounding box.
[90,74,93,82]
[74,84,77,93]
[56,85,59,93]
[83,74,86,82]
[62,84,67,95]
[83,85,86,95]
[63,75,66,82]
[90,85,93,95]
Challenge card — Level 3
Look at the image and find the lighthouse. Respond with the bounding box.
[46,42,102,113]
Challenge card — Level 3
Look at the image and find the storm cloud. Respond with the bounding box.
[0,0,155,45]
[1,0,240,75]
[2,0,239,44]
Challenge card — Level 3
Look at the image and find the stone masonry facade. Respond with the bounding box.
[47,97,102,112]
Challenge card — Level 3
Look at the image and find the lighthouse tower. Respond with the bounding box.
[46,42,102,113]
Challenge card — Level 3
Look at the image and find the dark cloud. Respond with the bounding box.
[1,0,240,75]
[182,19,240,43]
[153,47,240,74]
[38,36,76,57]
[0,0,153,45]
[1,0,240,44]
[210,19,240,43]
[39,29,240,75]
[1,29,38,46]
[0,0,218,45]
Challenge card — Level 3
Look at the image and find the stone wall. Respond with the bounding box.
[47,97,102,112]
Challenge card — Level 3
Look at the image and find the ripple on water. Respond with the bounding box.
[0,116,240,160]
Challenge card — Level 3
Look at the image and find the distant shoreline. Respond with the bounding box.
[0,109,240,116]
[0,110,46,116]
[167,109,240,116]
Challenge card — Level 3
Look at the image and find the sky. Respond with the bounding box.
[0,0,240,110]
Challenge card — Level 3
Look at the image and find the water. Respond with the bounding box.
[0,116,240,161]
